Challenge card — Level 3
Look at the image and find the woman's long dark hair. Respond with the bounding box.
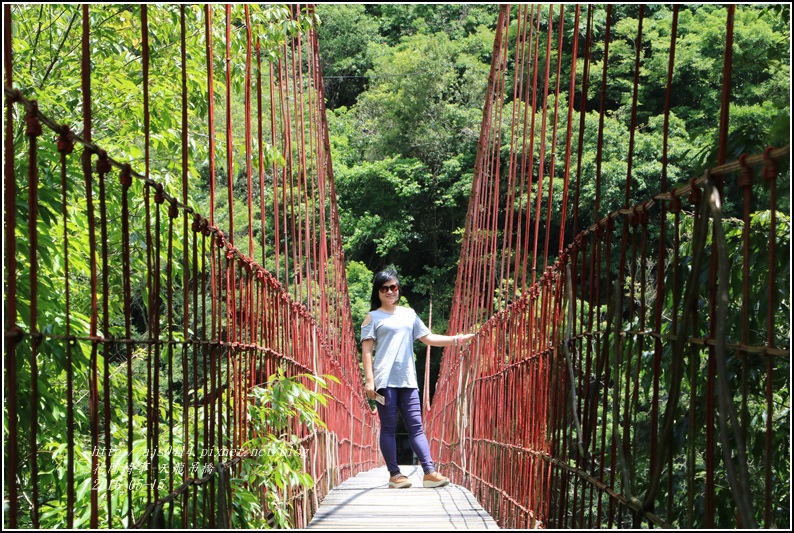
[370,268,401,311]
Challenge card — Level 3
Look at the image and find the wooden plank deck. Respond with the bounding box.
[308,465,499,530]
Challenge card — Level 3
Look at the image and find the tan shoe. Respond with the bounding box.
[389,474,412,489]
[423,471,450,488]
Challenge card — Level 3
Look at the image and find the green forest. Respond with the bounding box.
[4,3,791,529]
[315,4,790,389]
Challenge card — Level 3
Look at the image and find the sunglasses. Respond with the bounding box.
[379,284,400,294]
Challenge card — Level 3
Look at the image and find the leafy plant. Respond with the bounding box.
[233,368,336,528]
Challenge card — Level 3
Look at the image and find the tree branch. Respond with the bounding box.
[39,9,79,88]
[563,264,585,459]
[706,177,758,528]
[642,181,710,512]
[28,5,45,76]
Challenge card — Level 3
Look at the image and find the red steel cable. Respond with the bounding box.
[270,59,281,281]
[81,6,99,527]
[180,10,192,517]
[3,10,19,529]
[572,6,593,240]
[25,98,42,531]
[97,152,113,526]
[511,5,535,297]
[520,5,542,290]
[764,148,778,528]
[256,39,267,266]
[225,4,234,244]
[206,5,216,226]
[593,5,612,221]
[58,128,77,528]
[4,8,20,526]
[541,6,564,271]
[120,164,134,526]
[166,196,176,509]
[500,4,527,302]
[245,6,254,258]
[558,5,580,254]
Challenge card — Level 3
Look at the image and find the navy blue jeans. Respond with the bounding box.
[376,387,435,476]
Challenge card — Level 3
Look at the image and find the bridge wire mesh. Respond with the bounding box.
[4,4,378,528]
[425,4,789,529]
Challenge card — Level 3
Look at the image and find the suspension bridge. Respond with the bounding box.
[3,4,789,529]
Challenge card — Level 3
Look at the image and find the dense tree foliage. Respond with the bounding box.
[318,4,497,335]
[317,3,789,323]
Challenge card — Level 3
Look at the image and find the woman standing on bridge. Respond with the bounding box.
[361,268,475,489]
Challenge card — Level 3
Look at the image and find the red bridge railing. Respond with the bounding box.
[426,5,789,529]
[4,4,378,528]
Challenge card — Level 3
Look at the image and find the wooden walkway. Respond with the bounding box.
[308,465,499,530]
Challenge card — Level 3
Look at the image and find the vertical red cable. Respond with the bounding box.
[180,7,191,509]
[226,4,234,243]
[256,39,267,266]
[541,6,564,271]
[96,151,112,526]
[120,164,134,527]
[763,152,777,528]
[500,4,527,300]
[572,6,593,240]
[25,98,42,532]
[4,6,20,528]
[593,5,612,221]
[81,5,99,527]
[56,127,77,528]
[206,5,216,226]
[245,6,254,258]
[520,6,542,290]
[558,5,580,254]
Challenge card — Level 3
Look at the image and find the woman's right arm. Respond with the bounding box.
[362,338,376,400]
